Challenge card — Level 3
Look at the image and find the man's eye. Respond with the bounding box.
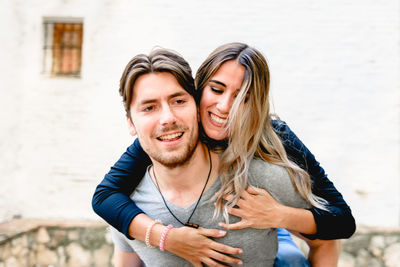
[142,106,154,112]
[211,87,223,94]
[175,99,186,104]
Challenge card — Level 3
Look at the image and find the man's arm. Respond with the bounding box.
[272,120,356,239]
[92,138,152,238]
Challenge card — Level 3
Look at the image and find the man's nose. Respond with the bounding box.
[159,105,177,125]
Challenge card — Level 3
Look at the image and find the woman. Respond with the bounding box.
[93,43,355,266]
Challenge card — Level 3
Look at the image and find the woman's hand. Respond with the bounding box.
[218,186,285,230]
[165,226,243,267]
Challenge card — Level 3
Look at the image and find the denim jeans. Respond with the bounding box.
[274,228,310,267]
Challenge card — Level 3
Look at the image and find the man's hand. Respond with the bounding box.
[165,226,243,267]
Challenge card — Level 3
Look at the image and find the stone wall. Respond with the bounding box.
[0,220,113,267]
[1,219,400,267]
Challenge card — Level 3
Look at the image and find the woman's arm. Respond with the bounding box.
[92,138,151,238]
[272,120,356,239]
[220,120,355,239]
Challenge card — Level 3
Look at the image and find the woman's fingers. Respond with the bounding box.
[246,185,267,196]
[218,221,248,230]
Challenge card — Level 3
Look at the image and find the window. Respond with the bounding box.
[43,18,83,77]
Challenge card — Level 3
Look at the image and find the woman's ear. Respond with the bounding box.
[126,115,137,136]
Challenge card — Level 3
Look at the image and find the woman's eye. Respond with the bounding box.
[211,87,223,94]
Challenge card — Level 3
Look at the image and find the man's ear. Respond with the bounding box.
[126,115,137,136]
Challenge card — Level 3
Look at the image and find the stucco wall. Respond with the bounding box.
[0,0,399,228]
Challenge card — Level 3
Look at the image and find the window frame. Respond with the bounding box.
[42,17,84,78]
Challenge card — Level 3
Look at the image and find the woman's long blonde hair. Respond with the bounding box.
[195,43,327,221]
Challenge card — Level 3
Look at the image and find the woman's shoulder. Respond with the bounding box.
[248,158,309,208]
[248,158,289,187]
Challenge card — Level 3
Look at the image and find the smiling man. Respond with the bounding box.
[110,48,240,266]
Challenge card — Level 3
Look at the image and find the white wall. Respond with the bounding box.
[0,0,398,227]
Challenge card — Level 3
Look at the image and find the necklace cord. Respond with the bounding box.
[152,147,212,227]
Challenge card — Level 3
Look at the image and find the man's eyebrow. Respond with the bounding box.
[137,91,189,106]
[169,91,189,99]
[137,98,156,106]
[209,80,226,87]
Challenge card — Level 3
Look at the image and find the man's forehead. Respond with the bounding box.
[130,72,193,106]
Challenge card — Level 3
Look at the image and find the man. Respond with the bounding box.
[109,48,327,266]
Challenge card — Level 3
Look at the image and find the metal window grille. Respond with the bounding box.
[43,19,83,77]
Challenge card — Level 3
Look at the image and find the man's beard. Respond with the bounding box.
[146,125,199,168]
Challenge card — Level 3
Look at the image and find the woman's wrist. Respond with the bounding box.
[279,206,317,234]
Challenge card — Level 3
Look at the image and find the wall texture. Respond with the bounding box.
[0,0,399,228]
[1,220,400,267]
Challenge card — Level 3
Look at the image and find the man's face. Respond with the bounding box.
[128,72,199,168]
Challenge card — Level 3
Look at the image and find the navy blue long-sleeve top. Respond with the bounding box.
[92,120,355,240]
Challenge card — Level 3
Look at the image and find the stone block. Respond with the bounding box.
[66,243,91,267]
[57,246,67,267]
[68,230,79,241]
[0,243,11,260]
[80,228,105,250]
[354,249,382,267]
[384,242,400,267]
[28,250,36,266]
[48,229,68,249]
[343,234,371,255]
[104,228,113,244]
[11,235,28,256]
[36,244,58,266]
[4,257,18,267]
[338,252,355,267]
[93,244,113,267]
[370,235,385,250]
[36,227,50,244]
[384,235,399,246]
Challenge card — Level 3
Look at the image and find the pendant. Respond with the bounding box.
[184,222,199,229]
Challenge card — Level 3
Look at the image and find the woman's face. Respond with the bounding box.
[199,60,246,141]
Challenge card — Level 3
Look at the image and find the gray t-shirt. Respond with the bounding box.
[111,158,309,266]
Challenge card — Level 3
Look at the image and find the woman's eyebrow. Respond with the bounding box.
[209,79,226,87]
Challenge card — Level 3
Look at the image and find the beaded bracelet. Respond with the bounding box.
[145,219,162,248]
[159,224,173,252]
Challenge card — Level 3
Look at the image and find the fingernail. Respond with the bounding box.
[218,222,223,227]
[218,230,226,236]
[238,260,243,265]
[238,249,243,254]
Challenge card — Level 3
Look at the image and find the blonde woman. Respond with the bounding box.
[93,43,355,266]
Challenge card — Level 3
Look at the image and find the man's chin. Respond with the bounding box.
[151,141,199,168]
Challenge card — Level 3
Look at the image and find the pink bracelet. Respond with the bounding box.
[159,224,173,251]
